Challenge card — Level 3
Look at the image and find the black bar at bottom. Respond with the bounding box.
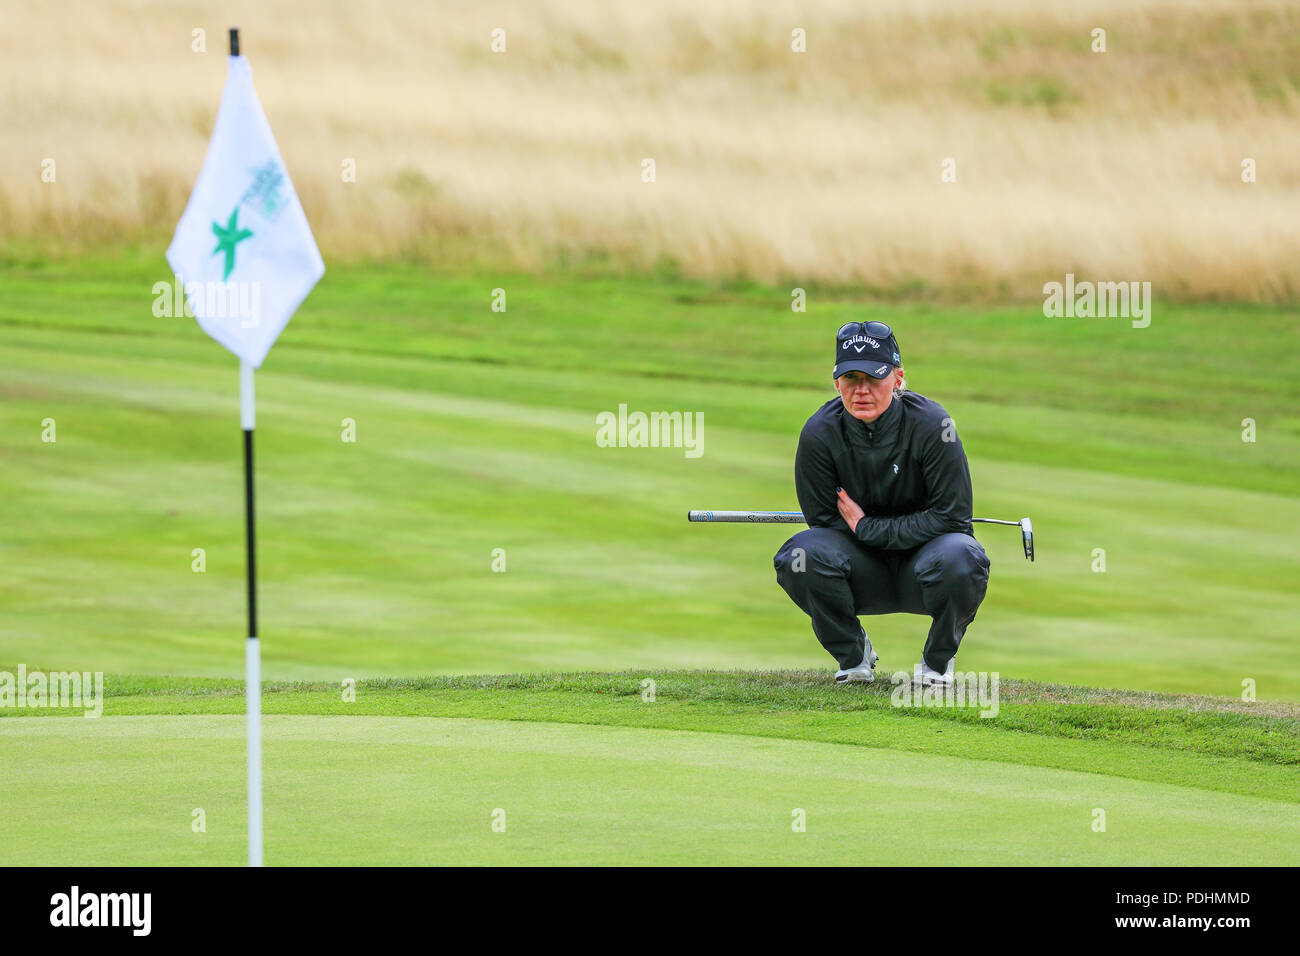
[2,867,1274,939]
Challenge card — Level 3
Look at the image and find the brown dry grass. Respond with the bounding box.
[3,0,1299,299]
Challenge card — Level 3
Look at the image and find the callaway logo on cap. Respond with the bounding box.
[834,321,901,380]
[845,336,880,352]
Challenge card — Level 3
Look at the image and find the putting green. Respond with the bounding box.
[3,714,1296,866]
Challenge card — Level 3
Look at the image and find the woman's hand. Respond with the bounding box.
[836,487,864,534]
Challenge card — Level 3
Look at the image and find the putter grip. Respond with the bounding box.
[688,510,807,523]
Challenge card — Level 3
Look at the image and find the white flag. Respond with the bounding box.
[166,55,324,368]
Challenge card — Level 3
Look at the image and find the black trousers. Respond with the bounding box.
[774,527,990,671]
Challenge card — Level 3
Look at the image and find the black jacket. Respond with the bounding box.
[794,390,974,550]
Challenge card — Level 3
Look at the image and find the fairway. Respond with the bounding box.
[2,257,1298,699]
[4,254,1298,866]
[4,713,1298,867]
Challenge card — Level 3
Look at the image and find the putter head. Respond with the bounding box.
[1020,518,1034,562]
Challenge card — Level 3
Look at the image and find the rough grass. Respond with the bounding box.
[4,0,1300,298]
[10,669,1296,773]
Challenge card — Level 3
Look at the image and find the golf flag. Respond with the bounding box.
[166,52,324,367]
[168,30,323,867]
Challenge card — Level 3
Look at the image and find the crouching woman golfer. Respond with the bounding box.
[773,322,990,686]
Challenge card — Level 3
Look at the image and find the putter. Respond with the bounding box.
[688,510,1035,561]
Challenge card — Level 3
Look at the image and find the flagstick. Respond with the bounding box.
[240,357,262,868]
[169,20,322,864]
[226,21,262,871]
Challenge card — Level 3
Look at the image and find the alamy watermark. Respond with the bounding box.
[890,670,999,718]
[0,665,104,717]
[152,275,262,328]
[596,404,704,458]
[50,886,150,935]
[1042,273,1151,328]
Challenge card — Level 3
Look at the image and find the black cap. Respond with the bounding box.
[834,326,901,379]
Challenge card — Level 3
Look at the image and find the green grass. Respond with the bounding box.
[2,252,1299,864]
[2,672,1297,865]
[1,252,1297,698]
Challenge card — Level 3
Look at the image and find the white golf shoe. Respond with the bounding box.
[913,656,955,687]
[835,634,879,685]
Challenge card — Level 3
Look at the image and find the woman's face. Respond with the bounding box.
[835,368,903,422]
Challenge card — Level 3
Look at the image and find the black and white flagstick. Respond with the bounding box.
[242,360,262,868]
[230,25,263,869]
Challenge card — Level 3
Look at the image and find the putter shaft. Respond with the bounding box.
[688,510,1035,561]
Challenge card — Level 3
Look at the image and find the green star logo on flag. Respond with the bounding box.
[211,207,254,280]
